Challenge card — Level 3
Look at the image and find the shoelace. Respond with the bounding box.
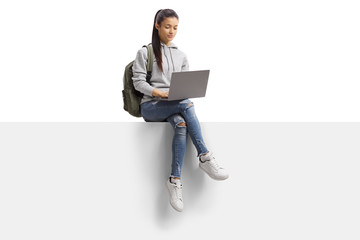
[204,153,220,170]
[210,157,220,170]
[175,182,183,200]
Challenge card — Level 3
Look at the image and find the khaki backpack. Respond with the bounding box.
[122,45,154,117]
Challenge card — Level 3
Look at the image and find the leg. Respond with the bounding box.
[177,100,209,157]
[167,114,187,179]
[141,100,228,183]
[141,101,187,212]
[141,101,188,178]
[141,99,208,156]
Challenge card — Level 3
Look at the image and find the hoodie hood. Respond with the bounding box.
[160,41,178,49]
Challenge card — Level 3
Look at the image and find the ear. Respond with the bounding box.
[155,23,160,30]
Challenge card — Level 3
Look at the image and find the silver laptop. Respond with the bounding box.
[165,70,210,101]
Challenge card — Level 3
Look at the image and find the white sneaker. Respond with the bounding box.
[166,178,184,212]
[199,151,229,180]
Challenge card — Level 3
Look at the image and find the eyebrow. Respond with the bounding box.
[165,24,178,27]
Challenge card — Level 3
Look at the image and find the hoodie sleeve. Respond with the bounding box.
[181,54,189,71]
[132,48,155,97]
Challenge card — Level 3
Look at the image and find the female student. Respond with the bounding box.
[132,9,229,212]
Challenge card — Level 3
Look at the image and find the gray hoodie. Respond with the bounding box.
[132,42,189,104]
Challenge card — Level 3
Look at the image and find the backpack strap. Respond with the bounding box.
[142,44,153,82]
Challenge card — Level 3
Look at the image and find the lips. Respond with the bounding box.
[168,35,174,38]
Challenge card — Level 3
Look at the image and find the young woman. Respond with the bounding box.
[132,9,229,212]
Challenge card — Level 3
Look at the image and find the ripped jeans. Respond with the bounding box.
[141,99,209,178]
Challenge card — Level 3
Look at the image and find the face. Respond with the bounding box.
[155,17,178,46]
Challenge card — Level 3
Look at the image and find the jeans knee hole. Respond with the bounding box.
[185,102,193,110]
[177,122,186,127]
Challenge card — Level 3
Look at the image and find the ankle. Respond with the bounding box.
[200,151,209,157]
[170,177,181,183]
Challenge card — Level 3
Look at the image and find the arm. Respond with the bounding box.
[132,48,155,97]
[132,48,168,98]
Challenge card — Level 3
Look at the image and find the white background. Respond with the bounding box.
[1,0,360,122]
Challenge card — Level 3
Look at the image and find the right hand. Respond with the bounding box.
[152,89,169,98]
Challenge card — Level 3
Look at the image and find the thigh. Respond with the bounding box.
[141,99,192,122]
[140,100,178,122]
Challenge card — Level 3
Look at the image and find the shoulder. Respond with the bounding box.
[176,48,187,57]
[136,46,148,57]
[135,46,152,64]
[177,49,188,64]
[172,47,188,61]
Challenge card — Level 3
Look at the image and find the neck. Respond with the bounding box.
[161,40,171,47]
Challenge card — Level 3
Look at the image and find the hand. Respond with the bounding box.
[152,89,169,98]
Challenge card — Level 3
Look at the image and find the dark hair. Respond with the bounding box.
[152,9,179,72]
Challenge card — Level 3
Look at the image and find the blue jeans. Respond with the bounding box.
[141,99,209,178]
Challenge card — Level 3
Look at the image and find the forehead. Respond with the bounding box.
[161,17,178,26]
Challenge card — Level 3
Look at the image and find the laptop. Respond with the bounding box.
[164,70,210,101]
